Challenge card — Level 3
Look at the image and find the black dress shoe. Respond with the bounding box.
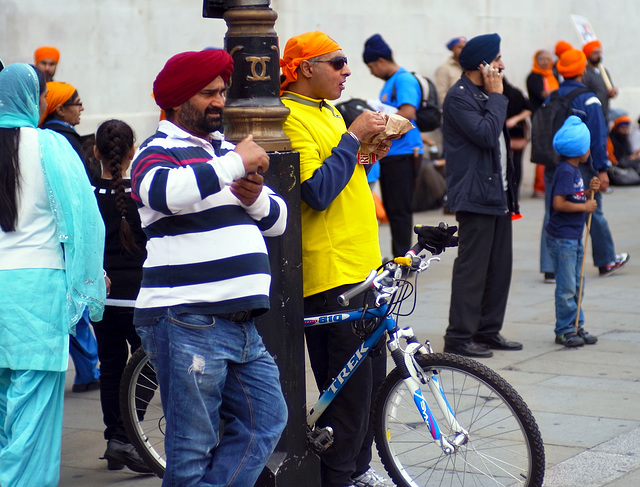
[444,341,494,358]
[71,380,100,393]
[475,334,523,351]
[103,439,153,473]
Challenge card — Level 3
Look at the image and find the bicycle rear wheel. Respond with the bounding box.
[119,346,166,477]
[374,352,544,487]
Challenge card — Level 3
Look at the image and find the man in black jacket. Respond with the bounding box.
[442,33,523,358]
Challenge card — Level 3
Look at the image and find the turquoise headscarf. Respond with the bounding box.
[0,63,41,128]
[0,64,105,330]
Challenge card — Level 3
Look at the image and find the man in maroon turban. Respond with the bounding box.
[130,49,288,486]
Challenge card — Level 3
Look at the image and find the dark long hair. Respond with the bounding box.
[95,119,138,254]
[0,66,46,232]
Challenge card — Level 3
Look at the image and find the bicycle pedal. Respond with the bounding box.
[307,426,334,454]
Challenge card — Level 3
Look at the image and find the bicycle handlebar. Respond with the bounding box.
[409,223,458,256]
[337,224,457,307]
[337,269,380,307]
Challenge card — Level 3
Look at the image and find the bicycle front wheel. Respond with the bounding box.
[119,346,166,477]
[374,352,544,487]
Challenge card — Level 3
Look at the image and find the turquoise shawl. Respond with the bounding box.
[0,63,105,330]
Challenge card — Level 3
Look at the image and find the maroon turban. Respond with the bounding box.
[153,49,234,110]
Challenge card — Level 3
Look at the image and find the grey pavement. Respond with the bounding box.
[60,169,640,486]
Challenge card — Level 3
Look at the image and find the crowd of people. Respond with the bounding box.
[0,28,633,487]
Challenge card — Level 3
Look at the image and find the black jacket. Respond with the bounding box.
[442,74,519,215]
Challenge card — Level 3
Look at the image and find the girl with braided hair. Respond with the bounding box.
[90,119,152,473]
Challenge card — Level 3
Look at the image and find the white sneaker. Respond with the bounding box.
[352,467,390,487]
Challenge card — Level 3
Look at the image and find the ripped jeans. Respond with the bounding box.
[135,309,287,487]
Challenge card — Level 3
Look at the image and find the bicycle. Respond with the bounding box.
[120,224,545,485]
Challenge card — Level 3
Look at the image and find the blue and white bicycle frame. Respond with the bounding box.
[303,258,469,455]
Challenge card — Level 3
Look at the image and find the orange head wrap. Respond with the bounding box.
[40,81,77,125]
[613,115,631,130]
[554,40,573,58]
[531,50,559,92]
[583,39,602,58]
[34,46,60,64]
[280,31,341,94]
[557,49,587,79]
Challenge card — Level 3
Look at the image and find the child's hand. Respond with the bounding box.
[589,177,601,193]
[585,199,598,213]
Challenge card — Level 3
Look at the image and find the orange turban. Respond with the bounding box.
[556,49,587,79]
[40,81,76,125]
[280,31,341,94]
[34,46,60,64]
[613,115,631,130]
[554,41,573,58]
[583,39,602,58]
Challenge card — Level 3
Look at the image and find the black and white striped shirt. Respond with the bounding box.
[131,121,287,322]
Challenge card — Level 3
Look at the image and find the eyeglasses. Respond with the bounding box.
[65,101,83,107]
[310,56,348,70]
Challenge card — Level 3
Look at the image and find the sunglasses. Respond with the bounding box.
[311,56,348,70]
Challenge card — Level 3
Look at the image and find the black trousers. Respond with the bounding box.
[445,211,513,347]
[92,306,142,442]
[379,154,415,257]
[304,285,387,487]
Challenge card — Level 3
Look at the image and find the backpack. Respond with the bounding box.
[392,73,442,132]
[530,87,590,167]
[335,98,375,127]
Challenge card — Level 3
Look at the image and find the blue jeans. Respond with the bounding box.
[578,164,616,267]
[546,236,585,336]
[539,170,555,274]
[136,309,287,487]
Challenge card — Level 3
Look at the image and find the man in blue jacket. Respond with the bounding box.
[442,33,523,358]
[539,48,628,280]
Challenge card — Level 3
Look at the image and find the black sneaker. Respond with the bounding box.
[599,253,629,277]
[555,332,585,347]
[577,328,598,344]
[544,272,556,284]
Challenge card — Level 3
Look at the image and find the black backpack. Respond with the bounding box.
[392,72,442,132]
[335,98,375,127]
[530,87,590,167]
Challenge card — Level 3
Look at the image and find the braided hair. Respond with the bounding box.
[95,119,138,254]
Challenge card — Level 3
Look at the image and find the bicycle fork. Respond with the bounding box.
[388,328,469,454]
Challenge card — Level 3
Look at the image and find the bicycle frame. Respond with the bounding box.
[304,284,467,454]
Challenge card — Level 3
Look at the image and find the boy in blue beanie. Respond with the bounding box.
[546,115,600,347]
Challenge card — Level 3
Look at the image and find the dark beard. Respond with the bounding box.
[177,101,223,135]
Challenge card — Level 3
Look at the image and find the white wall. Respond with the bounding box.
[2,0,639,141]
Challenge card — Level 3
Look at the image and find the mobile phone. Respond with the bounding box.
[481,61,491,75]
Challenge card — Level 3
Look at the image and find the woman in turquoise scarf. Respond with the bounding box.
[0,63,105,487]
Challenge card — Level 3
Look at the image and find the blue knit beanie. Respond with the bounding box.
[553,115,591,157]
[363,34,392,64]
[458,33,501,71]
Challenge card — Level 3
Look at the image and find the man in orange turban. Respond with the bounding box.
[280,31,389,487]
[538,48,629,283]
[279,31,341,95]
[582,39,618,120]
[34,46,60,82]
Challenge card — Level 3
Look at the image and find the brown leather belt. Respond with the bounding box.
[217,310,253,324]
